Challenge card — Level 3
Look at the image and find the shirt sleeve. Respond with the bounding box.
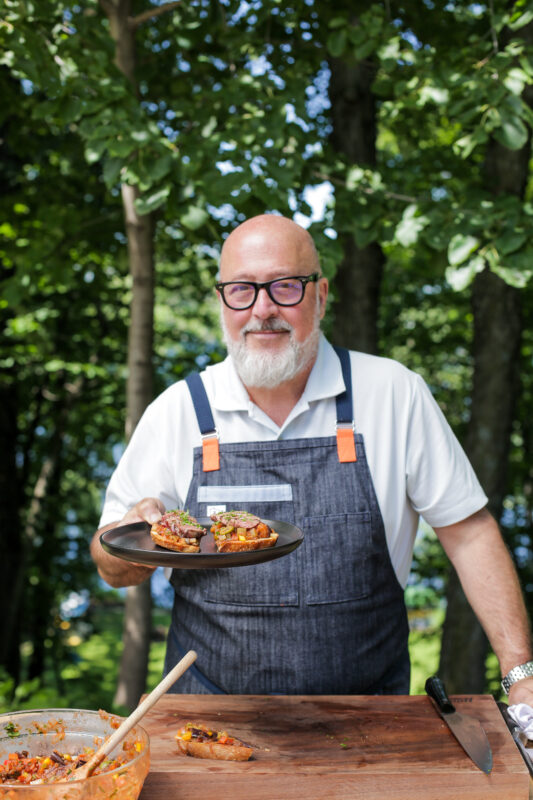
[98,395,185,528]
[405,374,488,528]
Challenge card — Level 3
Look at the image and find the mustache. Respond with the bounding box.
[241,318,293,334]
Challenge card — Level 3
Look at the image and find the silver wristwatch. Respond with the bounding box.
[501,661,533,694]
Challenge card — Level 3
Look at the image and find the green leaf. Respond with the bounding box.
[102,157,123,188]
[201,116,217,138]
[134,185,171,215]
[503,68,528,95]
[395,205,429,247]
[445,255,485,291]
[328,17,347,29]
[490,264,532,288]
[84,139,107,164]
[327,30,347,58]
[150,152,174,182]
[447,234,480,266]
[353,225,379,248]
[493,114,528,150]
[107,138,138,158]
[180,206,209,230]
[507,9,533,30]
[355,39,378,60]
[453,128,488,158]
[494,231,527,255]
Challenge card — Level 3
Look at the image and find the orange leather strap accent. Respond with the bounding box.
[336,426,357,463]
[202,436,220,472]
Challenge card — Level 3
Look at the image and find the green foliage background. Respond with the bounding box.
[0,0,532,709]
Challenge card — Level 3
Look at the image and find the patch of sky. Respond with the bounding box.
[293,182,334,229]
[431,187,448,201]
[162,125,177,140]
[112,442,125,465]
[250,155,267,176]
[151,568,174,609]
[195,353,212,368]
[212,57,228,72]
[307,65,331,117]
[231,184,250,197]
[60,590,90,618]
[21,79,34,95]
[230,1,254,25]
[217,160,243,175]
[285,103,311,132]
[401,29,423,49]
[247,54,286,90]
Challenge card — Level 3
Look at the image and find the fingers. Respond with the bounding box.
[121,497,166,526]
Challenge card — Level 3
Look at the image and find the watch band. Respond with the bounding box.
[501,661,533,694]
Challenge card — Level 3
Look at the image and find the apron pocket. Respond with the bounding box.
[203,554,299,607]
[302,512,373,604]
[200,501,298,607]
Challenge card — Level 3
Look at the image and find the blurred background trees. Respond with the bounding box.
[0,0,531,710]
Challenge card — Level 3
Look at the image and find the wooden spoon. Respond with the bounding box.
[65,649,197,782]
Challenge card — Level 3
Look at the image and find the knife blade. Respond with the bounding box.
[425,675,493,774]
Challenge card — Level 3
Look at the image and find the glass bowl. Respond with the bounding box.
[0,708,150,800]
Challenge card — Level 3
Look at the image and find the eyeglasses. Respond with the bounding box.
[216,273,320,310]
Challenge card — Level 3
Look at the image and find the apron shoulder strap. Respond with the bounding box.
[185,372,220,472]
[332,346,357,464]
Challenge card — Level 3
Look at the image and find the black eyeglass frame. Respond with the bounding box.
[216,273,320,310]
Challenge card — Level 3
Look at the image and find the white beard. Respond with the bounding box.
[221,309,321,389]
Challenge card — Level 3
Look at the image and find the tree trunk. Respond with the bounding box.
[439,21,532,691]
[101,0,156,711]
[328,54,384,355]
[24,376,85,681]
[0,378,24,682]
[113,182,155,711]
[439,271,522,692]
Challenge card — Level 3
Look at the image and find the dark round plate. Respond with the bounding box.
[100,517,304,569]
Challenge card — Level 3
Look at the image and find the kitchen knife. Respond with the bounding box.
[425,675,493,774]
[497,701,533,777]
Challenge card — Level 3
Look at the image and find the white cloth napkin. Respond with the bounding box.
[508,704,533,739]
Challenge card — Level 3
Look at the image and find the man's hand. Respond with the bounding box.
[121,497,166,527]
[90,497,166,588]
[508,677,533,707]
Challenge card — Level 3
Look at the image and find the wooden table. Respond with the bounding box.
[139,694,529,799]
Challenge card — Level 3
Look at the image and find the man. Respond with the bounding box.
[91,214,533,701]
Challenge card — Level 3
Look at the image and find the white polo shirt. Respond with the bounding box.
[99,334,487,587]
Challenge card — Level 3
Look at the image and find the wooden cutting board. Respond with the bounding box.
[138,694,529,800]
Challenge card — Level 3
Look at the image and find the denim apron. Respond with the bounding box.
[164,348,410,694]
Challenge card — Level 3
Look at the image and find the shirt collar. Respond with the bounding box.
[210,334,346,413]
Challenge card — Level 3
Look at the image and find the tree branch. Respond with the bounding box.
[311,170,417,204]
[130,1,182,29]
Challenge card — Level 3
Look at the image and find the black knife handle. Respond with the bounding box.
[425,675,456,714]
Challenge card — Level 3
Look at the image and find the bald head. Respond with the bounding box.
[219,215,320,281]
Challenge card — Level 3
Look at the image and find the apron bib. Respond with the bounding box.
[164,348,410,694]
